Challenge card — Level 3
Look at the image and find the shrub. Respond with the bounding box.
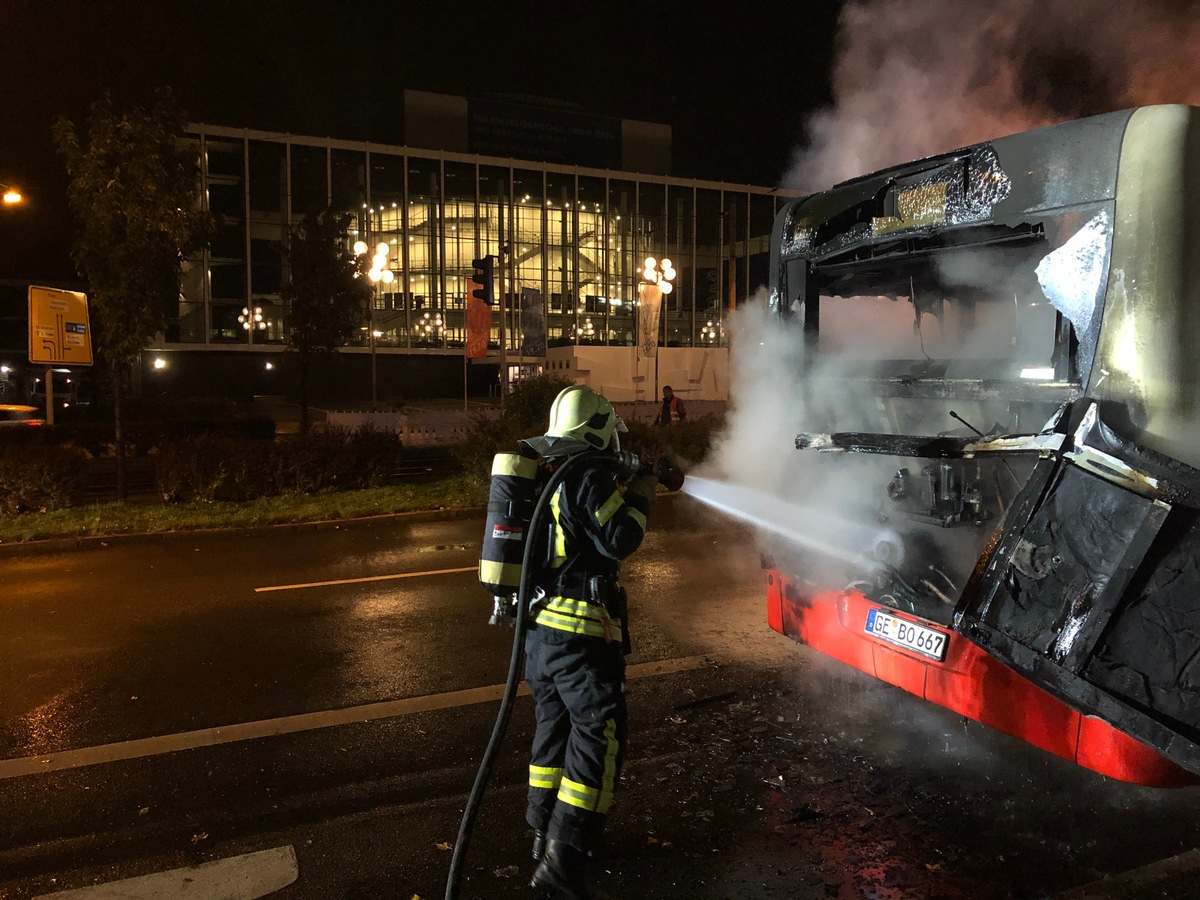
[0,443,88,516]
[622,413,724,468]
[453,374,575,485]
[156,426,404,504]
[156,436,261,503]
[343,424,406,488]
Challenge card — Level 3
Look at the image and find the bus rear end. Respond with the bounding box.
[760,105,1200,787]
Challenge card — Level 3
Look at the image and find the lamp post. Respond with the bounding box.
[639,256,676,412]
[1,183,23,205]
[354,213,394,405]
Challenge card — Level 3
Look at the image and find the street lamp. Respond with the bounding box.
[354,209,394,405]
[641,256,676,294]
[419,310,443,344]
[701,320,720,344]
[1,183,22,205]
[636,256,676,416]
[238,305,266,342]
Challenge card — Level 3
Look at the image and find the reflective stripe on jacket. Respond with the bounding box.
[532,458,648,639]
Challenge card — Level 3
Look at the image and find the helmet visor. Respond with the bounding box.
[612,415,628,452]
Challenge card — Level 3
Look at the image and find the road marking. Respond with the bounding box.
[1059,847,1200,898]
[33,845,298,898]
[255,565,478,592]
[0,655,710,780]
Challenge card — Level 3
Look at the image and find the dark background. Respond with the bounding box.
[0,0,843,282]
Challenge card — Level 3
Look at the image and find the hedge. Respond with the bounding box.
[0,443,88,515]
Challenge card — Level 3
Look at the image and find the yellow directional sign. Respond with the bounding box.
[28,286,93,366]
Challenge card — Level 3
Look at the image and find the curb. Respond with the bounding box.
[0,506,489,559]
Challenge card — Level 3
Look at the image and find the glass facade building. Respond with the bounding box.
[182,124,794,357]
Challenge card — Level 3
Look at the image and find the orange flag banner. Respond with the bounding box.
[465,280,492,359]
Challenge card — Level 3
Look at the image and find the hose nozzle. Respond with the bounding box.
[616,449,684,491]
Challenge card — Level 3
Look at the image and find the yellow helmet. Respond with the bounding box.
[546,385,617,450]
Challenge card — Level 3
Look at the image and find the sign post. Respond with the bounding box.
[28,286,93,426]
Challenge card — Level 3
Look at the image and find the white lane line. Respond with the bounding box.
[255,565,478,592]
[0,655,710,780]
[33,845,298,899]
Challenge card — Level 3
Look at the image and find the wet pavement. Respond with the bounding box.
[1,496,1199,898]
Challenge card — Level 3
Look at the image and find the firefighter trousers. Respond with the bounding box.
[525,623,627,852]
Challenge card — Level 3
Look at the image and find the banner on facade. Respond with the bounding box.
[637,283,662,359]
[465,280,491,359]
[520,287,547,357]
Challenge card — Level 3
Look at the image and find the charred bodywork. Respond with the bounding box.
[794,401,1200,776]
[766,105,1200,783]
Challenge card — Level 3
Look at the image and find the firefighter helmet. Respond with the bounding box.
[546,385,617,450]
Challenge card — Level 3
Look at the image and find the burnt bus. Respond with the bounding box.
[764,104,1200,786]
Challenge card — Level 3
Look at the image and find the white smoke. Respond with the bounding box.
[692,0,1200,589]
[786,0,1200,190]
[695,295,915,584]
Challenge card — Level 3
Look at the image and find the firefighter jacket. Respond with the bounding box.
[531,457,654,644]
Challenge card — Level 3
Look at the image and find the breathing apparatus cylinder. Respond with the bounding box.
[479,450,540,624]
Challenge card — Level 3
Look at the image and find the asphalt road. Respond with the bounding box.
[2,496,1200,899]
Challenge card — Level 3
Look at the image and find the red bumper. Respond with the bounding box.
[765,569,1198,787]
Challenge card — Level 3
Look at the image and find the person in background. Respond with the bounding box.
[656,385,685,426]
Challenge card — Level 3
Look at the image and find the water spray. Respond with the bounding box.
[680,475,903,569]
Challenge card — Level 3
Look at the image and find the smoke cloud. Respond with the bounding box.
[695,295,923,589]
[690,0,1200,606]
[786,0,1200,190]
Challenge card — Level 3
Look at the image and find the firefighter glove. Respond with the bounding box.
[627,472,658,503]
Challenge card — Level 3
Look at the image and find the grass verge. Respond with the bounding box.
[0,475,489,544]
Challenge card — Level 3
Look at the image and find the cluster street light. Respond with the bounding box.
[419,310,443,342]
[701,320,720,344]
[238,305,266,342]
[633,256,677,420]
[354,222,394,405]
[641,256,676,294]
[576,316,595,340]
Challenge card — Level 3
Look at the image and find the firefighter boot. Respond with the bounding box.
[532,829,547,862]
[530,838,610,900]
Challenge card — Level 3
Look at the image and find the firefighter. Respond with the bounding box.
[520,384,658,900]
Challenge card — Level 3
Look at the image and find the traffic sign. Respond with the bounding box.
[28,285,93,366]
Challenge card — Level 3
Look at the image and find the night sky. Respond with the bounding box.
[0,0,843,281]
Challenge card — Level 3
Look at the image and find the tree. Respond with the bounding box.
[282,209,372,434]
[53,90,210,500]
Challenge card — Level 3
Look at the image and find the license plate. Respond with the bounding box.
[865,607,948,661]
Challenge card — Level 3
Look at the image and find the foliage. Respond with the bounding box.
[52,91,211,373]
[53,89,212,500]
[0,475,490,544]
[155,426,404,503]
[505,373,577,436]
[281,208,372,432]
[620,414,724,469]
[453,373,575,484]
[0,444,88,516]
